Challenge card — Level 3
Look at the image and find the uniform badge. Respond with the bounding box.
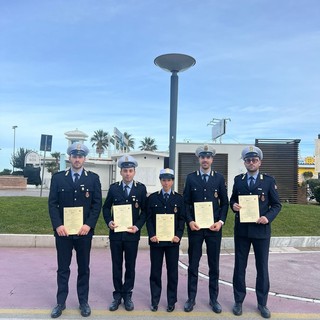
[261,193,265,202]
[85,191,90,198]
[174,206,177,213]
[214,190,218,198]
[135,202,139,208]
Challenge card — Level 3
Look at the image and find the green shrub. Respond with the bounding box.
[314,186,320,203]
[307,179,320,194]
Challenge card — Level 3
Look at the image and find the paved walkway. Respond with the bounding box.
[0,246,319,319]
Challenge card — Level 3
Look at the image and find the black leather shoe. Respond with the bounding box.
[209,300,222,313]
[124,298,134,311]
[233,302,243,316]
[51,304,66,318]
[258,304,271,318]
[109,299,121,311]
[150,305,158,312]
[79,302,91,317]
[167,304,175,312]
[184,298,195,312]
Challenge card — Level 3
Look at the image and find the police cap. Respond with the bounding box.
[195,144,216,157]
[117,155,138,169]
[241,146,263,160]
[67,143,89,157]
[159,168,174,180]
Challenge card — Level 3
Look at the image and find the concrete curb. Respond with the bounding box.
[1,234,320,249]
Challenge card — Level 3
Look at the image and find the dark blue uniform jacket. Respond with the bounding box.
[230,173,282,239]
[48,168,102,237]
[146,190,185,247]
[184,170,229,236]
[103,180,147,242]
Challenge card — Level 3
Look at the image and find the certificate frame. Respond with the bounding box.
[156,214,174,241]
[63,206,83,235]
[194,201,214,229]
[238,195,259,223]
[113,204,133,232]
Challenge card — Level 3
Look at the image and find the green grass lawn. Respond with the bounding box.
[0,196,319,236]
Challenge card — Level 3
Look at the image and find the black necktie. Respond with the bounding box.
[249,176,255,190]
[203,174,208,183]
[124,185,129,197]
[164,193,169,202]
[74,173,79,183]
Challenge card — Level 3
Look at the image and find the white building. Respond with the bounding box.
[39,129,250,196]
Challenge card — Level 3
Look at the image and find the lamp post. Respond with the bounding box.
[12,125,18,172]
[154,53,196,176]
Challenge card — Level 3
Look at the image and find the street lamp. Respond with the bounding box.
[12,125,18,172]
[154,53,196,177]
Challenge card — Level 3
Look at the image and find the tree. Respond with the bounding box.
[90,130,110,158]
[303,171,313,181]
[11,148,33,170]
[123,132,135,151]
[139,137,158,151]
[0,169,12,175]
[45,152,61,175]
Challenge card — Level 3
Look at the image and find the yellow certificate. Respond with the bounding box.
[156,214,174,241]
[239,195,259,223]
[113,204,133,232]
[194,201,214,228]
[63,207,83,235]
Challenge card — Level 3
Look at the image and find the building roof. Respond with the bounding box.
[64,129,89,139]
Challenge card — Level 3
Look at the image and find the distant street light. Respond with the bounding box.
[12,125,18,172]
[154,53,196,178]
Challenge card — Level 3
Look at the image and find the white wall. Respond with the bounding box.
[112,152,168,194]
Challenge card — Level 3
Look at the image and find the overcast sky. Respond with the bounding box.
[1,0,319,171]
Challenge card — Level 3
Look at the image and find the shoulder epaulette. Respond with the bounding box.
[134,180,145,186]
[261,173,274,179]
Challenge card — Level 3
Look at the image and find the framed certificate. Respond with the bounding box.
[238,195,259,223]
[64,207,83,235]
[113,204,133,232]
[194,201,214,229]
[156,214,174,241]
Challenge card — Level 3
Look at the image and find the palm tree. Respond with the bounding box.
[45,152,61,175]
[139,137,158,151]
[90,130,110,158]
[123,132,135,151]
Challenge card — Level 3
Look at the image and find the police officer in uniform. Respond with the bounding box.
[48,143,102,318]
[230,146,281,319]
[146,168,185,313]
[103,155,147,312]
[183,145,229,313]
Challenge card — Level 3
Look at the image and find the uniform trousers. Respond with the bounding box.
[149,246,179,306]
[110,240,139,300]
[187,233,221,302]
[55,236,92,305]
[233,235,270,306]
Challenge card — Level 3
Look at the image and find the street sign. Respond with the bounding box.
[40,134,52,151]
[212,120,226,140]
